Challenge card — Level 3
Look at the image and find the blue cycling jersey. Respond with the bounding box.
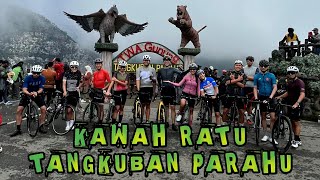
[253,72,276,96]
[200,77,218,96]
[23,75,45,93]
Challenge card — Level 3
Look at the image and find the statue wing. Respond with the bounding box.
[114,14,148,36]
[64,9,106,32]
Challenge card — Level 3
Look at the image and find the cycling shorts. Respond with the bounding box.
[161,86,176,106]
[114,90,127,106]
[181,92,197,108]
[19,94,45,108]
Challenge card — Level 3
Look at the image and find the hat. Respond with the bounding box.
[313,28,318,31]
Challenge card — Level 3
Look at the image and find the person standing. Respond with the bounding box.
[308,28,320,55]
[157,55,181,130]
[81,65,93,102]
[136,55,156,123]
[0,60,12,105]
[11,61,24,100]
[243,56,259,125]
[276,66,305,148]
[42,61,56,105]
[53,57,64,92]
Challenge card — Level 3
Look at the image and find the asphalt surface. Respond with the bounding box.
[0,98,320,180]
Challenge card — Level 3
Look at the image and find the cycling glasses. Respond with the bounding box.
[287,71,296,75]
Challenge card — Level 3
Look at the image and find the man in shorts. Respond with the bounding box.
[276,66,305,148]
[136,55,156,123]
[10,65,47,137]
[157,55,181,130]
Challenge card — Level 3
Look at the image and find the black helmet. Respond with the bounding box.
[259,60,269,67]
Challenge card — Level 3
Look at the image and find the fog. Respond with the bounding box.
[2,0,320,69]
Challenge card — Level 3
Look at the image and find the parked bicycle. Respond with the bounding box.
[271,99,294,153]
[44,90,64,130]
[21,93,40,137]
[197,95,216,128]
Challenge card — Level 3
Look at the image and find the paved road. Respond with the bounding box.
[0,99,320,180]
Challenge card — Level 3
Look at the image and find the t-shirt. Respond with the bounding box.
[53,63,64,80]
[63,71,82,92]
[200,77,218,96]
[113,72,129,91]
[286,78,305,105]
[42,68,56,89]
[12,66,23,82]
[243,65,259,88]
[93,69,111,89]
[254,72,277,97]
[225,70,247,95]
[22,75,45,93]
[136,66,156,88]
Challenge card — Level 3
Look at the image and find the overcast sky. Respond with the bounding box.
[4,0,320,67]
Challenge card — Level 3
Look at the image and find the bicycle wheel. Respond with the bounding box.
[157,104,166,123]
[229,106,236,126]
[254,108,261,146]
[200,107,212,127]
[181,106,190,125]
[134,101,142,125]
[272,115,293,153]
[27,104,40,137]
[82,102,99,132]
[52,105,74,135]
[44,99,58,128]
[106,100,115,123]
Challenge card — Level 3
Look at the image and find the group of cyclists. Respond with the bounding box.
[7,54,305,149]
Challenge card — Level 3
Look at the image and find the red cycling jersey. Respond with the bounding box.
[93,69,111,89]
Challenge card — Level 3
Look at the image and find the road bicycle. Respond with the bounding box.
[176,96,198,125]
[155,95,173,128]
[197,95,216,128]
[22,94,40,137]
[105,94,122,124]
[250,100,265,146]
[44,90,64,130]
[271,99,294,153]
[131,91,153,127]
[223,95,247,126]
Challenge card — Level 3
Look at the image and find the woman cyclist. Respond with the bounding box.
[106,60,129,126]
[165,63,200,127]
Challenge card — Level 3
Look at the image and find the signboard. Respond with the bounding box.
[113,63,182,73]
[113,42,183,64]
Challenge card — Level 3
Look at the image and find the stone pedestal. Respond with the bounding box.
[178,48,201,70]
[95,43,119,74]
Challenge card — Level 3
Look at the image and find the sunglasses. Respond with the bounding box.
[189,69,197,71]
[287,71,296,75]
[143,59,150,61]
[120,66,126,69]
[70,66,78,69]
[32,72,40,75]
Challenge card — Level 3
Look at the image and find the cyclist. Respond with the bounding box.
[165,63,200,127]
[243,56,259,125]
[92,58,111,123]
[276,66,305,148]
[62,61,82,131]
[157,55,181,131]
[106,60,129,126]
[253,60,278,144]
[222,60,247,126]
[10,65,47,137]
[42,61,56,105]
[197,69,221,126]
[136,55,156,123]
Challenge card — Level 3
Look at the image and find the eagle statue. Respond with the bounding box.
[64,5,148,43]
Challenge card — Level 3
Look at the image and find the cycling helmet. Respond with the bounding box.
[209,66,214,71]
[31,65,42,73]
[234,60,243,65]
[259,60,270,67]
[188,63,198,69]
[70,61,79,66]
[287,66,299,72]
[142,55,151,61]
[118,60,127,66]
[94,58,103,63]
[196,69,205,76]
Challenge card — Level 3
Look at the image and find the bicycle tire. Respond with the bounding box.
[134,101,142,125]
[106,101,115,123]
[157,103,166,123]
[200,106,212,127]
[272,115,293,153]
[254,108,261,146]
[229,106,236,126]
[82,102,99,132]
[181,106,190,125]
[27,104,39,137]
[52,105,73,135]
[44,99,58,127]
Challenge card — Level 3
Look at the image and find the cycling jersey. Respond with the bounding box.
[42,68,56,89]
[136,66,156,88]
[53,62,64,80]
[22,75,45,93]
[286,78,305,105]
[63,71,82,92]
[171,73,199,96]
[225,70,247,95]
[113,72,129,91]
[157,67,181,88]
[93,69,111,89]
[253,72,276,96]
[200,77,218,96]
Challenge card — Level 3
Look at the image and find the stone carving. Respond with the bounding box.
[64,5,148,43]
[168,5,206,48]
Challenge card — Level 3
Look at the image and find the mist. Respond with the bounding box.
[2,0,320,69]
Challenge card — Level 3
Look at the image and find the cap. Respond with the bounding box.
[313,28,318,31]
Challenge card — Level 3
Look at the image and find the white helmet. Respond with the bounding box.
[234,60,243,65]
[142,55,151,61]
[118,60,127,66]
[70,61,79,66]
[209,66,214,71]
[31,65,42,73]
[287,66,299,72]
[188,63,198,69]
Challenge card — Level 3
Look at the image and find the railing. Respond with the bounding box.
[278,39,320,60]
